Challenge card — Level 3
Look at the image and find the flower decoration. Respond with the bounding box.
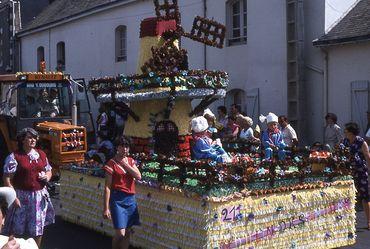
[213,213,218,220]
[276,206,284,212]
[247,213,255,221]
[167,205,173,212]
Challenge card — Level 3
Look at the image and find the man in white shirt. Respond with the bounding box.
[278,116,298,147]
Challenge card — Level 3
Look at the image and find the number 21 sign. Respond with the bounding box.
[221,205,242,222]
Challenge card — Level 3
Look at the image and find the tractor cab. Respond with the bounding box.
[0,72,72,134]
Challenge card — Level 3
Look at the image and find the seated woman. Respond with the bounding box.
[259,112,287,160]
[236,115,260,152]
[191,116,231,163]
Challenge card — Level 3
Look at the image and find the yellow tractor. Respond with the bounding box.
[0,70,87,175]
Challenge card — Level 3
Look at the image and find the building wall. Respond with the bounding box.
[19,0,324,142]
[327,42,370,135]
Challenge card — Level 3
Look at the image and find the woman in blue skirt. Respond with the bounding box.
[103,137,141,249]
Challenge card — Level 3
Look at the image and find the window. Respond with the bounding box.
[56,42,65,71]
[225,88,245,113]
[36,46,45,71]
[18,83,72,119]
[154,121,179,156]
[227,0,247,46]
[115,25,127,62]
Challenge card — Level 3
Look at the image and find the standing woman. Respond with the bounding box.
[103,137,141,249]
[324,113,343,150]
[342,122,370,229]
[2,128,55,247]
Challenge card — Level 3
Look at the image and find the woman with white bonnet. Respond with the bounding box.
[191,116,231,163]
[0,187,38,249]
[259,113,287,160]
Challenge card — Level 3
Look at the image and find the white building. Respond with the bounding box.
[314,0,370,136]
[17,0,325,144]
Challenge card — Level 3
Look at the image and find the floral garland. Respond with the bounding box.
[89,70,229,96]
[132,151,353,190]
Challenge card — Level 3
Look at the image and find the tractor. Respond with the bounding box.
[0,69,87,177]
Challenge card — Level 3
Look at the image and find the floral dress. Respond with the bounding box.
[2,149,55,237]
[343,136,369,201]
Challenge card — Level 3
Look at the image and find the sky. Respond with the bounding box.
[325,0,358,31]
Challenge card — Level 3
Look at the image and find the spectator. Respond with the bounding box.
[98,132,115,162]
[49,88,60,115]
[365,111,370,145]
[223,116,240,142]
[230,104,241,119]
[0,184,38,249]
[191,116,231,163]
[342,122,370,229]
[103,137,141,249]
[97,104,109,142]
[217,106,228,129]
[260,113,287,160]
[278,115,298,147]
[0,187,16,232]
[324,113,343,150]
[2,128,55,248]
[37,89,58,118]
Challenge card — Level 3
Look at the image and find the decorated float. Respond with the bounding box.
[59,1,357,248]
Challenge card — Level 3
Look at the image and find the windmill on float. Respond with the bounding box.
[89,0,229,157]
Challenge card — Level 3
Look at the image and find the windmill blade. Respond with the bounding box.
[153,0,181,23]
[183,16,226,49]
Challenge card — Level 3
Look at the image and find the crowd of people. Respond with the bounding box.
[190,104,300,162]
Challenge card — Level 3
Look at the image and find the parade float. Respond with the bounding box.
[59,1,357,248]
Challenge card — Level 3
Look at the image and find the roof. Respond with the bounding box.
[18,0,133,35]
[313,0,370,47]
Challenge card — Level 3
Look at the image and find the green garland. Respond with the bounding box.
[89,70,229,95]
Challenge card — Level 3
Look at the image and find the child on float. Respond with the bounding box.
[191,116,231,163]
[236,114,260,152]
[259,112,287,160]
[103,137,141,249]
[203,108,218,139]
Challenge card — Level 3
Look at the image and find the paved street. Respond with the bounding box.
[40,199,370,249]
[344,209,370,249]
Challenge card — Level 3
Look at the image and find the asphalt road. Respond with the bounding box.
[40,199,369,249]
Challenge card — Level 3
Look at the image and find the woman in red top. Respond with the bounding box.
[103,137,141,249]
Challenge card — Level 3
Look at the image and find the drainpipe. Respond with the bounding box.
[323,48,328,117]
[17,37,21,71]
[203,0,207,70]
[322,48,329,142]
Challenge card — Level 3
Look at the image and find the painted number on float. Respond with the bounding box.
[221,205,242,222]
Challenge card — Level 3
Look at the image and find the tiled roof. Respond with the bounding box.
[19,0,131,34]
[313,0,370,46]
